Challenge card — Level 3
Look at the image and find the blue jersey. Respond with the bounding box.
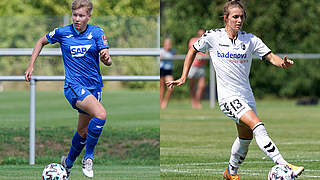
[46,24,109,89]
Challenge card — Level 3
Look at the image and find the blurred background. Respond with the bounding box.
[161,0,320,99]
[0,0,160,90]
[0,0,160,179]
[160,0,320,179]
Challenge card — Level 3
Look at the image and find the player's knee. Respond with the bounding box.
[198,83,205,90]
[95,109,107,120]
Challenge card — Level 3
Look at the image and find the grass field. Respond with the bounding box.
[161,99,320,179]
[0,89,159,179]
[0,165,159,180]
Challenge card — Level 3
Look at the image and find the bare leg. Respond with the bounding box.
[161,75,174,109]
[194,76,205,109]
[76,94,106,120]
[77,113,93,138]
[76,94,107,159]
[240,110,286,164]
[189,78,197,108]
[160,77,165,106]
[63,95,105,171]
[226,110,304,177]
[236,121,253,140]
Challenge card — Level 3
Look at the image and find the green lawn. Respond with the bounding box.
[0,89,159,129]
[0,89,159,179]
[160,99,320,179]
[0,165,159,180]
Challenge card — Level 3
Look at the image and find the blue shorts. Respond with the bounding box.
[160,68,172,77]
[64,83,102,114]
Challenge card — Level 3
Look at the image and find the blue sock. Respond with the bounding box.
[84,117,106,160]
[66,131,86,168]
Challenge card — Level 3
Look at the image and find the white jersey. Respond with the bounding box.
[193,28,271,103]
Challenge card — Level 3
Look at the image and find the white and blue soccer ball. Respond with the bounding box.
[268,164,295,180]
[42,163,67,180]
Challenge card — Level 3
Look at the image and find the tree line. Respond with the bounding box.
[161,0,320,98]
[0,0,160,90]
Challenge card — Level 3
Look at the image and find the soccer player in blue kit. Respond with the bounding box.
[24,0,111,178]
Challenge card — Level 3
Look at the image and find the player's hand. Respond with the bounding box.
[100,50,112,66]
[281,56,294,68]
[24,66,33,82]
[166,78,186,89]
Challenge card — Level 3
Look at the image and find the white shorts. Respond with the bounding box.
[188,66,205,79]
[219,96,256,124]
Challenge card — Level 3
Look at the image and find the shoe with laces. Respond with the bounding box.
[61,156,72,180]
[82,158,94,178]
[223,168,240,180]
[287,163,304,177]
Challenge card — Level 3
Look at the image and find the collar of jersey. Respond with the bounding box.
[72,24,89,35]
[222,28,239,40]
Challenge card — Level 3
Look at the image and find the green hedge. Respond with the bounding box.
[162,0,320,98]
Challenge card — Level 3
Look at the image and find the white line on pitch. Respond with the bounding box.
[279,141,320,145]
[161,159,320,167]
[161,168,320,178]
[161,116,226,121]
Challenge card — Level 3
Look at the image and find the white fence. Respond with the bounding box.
[0,48,160,165]
[0,48,160,56]
[171,53,320,108]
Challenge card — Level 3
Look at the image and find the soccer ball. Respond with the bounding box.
[42,163,67,180]
[268,164,295,180]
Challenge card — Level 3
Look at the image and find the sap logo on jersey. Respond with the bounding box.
[70,45,92,57]
[217,51,247,59]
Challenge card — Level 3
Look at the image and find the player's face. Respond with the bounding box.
[197,29,205,37]
[163,39,172,51]
[72,7,91,32]
[225,7,244,32]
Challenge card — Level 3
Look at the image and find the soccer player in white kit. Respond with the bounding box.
[167,0,304,179]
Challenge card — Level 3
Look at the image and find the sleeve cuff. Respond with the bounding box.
[46,34,54,44]
[193,44,200,52]
[262,51,272,60]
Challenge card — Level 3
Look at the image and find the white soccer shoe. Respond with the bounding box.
[82,158,94,178]
[287,163,304,177]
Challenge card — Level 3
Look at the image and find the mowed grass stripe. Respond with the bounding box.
[0,90,159,129]
[0,165,160,180]
[160,100,320,179]
[0,89,159,179]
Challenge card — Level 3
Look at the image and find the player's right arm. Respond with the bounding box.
[166,47,197,88]
[166,31,210,88]
[25,35,49,81]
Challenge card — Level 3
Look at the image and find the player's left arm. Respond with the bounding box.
[264,52,294,69]
[100,48,112,66]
